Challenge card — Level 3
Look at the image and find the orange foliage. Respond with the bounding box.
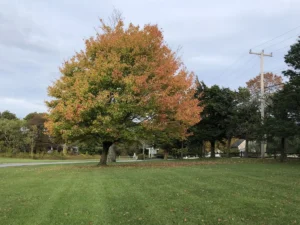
[246,72,283,96]
[45,17,201,142]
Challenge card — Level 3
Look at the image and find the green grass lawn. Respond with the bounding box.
[1,159,300,225]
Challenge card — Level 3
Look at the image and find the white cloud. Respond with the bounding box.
[188,55,233,66]
[0,97,47,118]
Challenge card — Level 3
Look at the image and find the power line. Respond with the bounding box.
[265,83,284,89]
[219,53,248,77]
[220,31,298,79]
[269,68,289,74]
[241,58,259,76]
[227,56,257,78]
[264,34,299,50]
[265,65,287,72]
[225,39,293,79]
[250,25,300,50]
[218,27,299,83]
[253,84,284,94]
[272,45,291,52]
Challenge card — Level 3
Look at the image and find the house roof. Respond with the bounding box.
[231,139,245,148]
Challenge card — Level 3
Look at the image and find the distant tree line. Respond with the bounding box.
[188,38,300,162]
[0,111,99,158]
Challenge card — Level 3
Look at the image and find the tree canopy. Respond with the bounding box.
[190,81,236,157]
[46,16,200,165]
[0,119,26,154]
[246,72,283,96]
[0,110,17,120]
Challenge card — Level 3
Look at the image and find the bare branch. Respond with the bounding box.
[108,8,123,29]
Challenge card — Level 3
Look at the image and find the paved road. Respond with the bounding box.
[0,159,148,168]
[0,161,99,168]
[0,158,168,168]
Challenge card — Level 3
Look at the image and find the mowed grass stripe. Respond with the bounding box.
[102,169,162,225]
[27,172,74,225]
[44,169,109,225]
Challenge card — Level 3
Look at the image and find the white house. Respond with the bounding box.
[146,147,159,158]
[231,139,257,156]
[231,139,246,152]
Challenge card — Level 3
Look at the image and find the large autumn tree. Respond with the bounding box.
[46,15,200,165]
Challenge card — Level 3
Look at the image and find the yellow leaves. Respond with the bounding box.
[44,120,54,136]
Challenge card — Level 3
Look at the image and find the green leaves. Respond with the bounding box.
[264,39,300,158]
[193,82,236,142]
[0,119,26,154]
[0,110,17,120]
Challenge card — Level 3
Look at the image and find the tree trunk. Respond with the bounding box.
[30,139,35,158]
[142,144,145,160]
[62,143,67,156]
[30,145,34,158]
[164,150,169,160]
[202,141,206,157]
[273,140,277,159]
[210,140,215,158]
[107,144,116,163]
[226,137,232,158]
[244,139,249,158]
[280,137,286,163]
[99,141,113,166]
[199,142,203,158]
[180,140,184,159]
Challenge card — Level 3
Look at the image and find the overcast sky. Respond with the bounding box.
[1,0,300,118]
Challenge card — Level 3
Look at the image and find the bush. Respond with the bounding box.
[137,154,148,160]
[155,153,164,159]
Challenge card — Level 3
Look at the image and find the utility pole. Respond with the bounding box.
[249,49,272,158]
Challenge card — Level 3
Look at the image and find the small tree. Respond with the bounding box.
[234,88,261,157]
[0,119,26,155]
[154,123,184,160]
[264,90,298,162]
[24,112,51,156]
[192,82,235,158]
[26,125,38,158]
